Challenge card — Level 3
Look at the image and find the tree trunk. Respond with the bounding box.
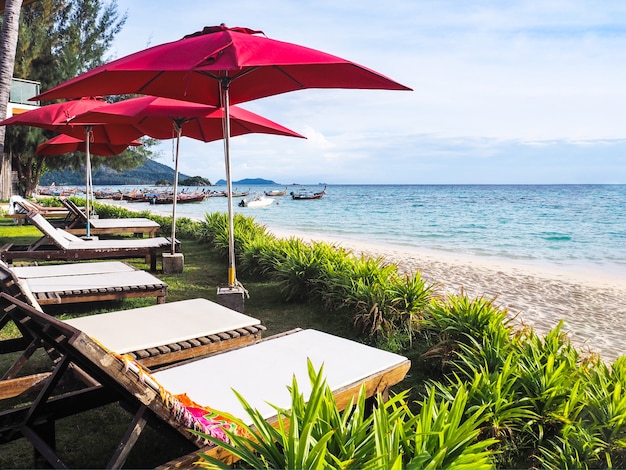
[0,0,24,199]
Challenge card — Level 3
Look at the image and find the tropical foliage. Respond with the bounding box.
[88,201,626,468]
[195,362,498,470]
[4,0,155,196]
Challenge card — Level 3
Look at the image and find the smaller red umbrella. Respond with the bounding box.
[71,95,305,255]
[0,97,142,144]
[36,134,141,156]
[1,97,146,236]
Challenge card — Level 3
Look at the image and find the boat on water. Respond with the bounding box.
[230,189,250,198]
[264,187,287,197]
[118,188,153,202]
[36,185,79,197]
[150,191,206,204]
[238,194,274,208]
[205,190,227,198]
[290,186,327,200]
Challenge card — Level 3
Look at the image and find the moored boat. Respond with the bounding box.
[290,186,326,200]
[150,191,206,204]
[264,187,287,197]
[238,195,274,208]
[229,189,250,198]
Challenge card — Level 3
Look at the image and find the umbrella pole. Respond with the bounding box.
[221,80,236,287]
[84,126,92,237]
[171,122,183,255]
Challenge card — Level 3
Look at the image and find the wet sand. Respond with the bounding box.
[269,228,626,363]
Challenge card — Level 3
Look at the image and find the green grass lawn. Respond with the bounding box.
[0,219,403,468]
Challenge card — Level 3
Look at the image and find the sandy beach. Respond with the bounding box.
[269,228,626,363]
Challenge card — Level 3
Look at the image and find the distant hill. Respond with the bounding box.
[214,177,277,185]
[39,159,191,186]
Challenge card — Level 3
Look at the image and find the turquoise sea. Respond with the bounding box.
[97,184,626,277]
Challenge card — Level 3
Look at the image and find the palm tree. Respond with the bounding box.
[0,0,25,199]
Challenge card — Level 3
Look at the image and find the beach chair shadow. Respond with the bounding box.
[0,292,410,468]
[59,198,161,238]
[0,212,176,271]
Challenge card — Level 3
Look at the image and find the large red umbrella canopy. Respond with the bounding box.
[32,24,411,287]
[32,25,411,105]
[36,134,141,156]
[70,95,305,142]
[0,97,143,144]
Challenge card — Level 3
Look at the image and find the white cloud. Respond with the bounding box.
[108,0,626,183]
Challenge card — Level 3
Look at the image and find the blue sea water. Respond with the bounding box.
[98,184,626,276]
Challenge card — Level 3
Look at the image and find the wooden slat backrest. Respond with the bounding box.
[0,293,201,442]
[26,212,71,249]
[60,198,88,222]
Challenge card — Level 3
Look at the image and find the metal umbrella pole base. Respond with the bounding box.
[216,285,246,313]
[162,252,185,274]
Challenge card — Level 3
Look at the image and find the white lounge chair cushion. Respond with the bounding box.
[20,270,165,295]
[152,329,408,423]
[65,298,260,354]
[88,218,159,229]
[29,213,172,249]
[11,261,136,278]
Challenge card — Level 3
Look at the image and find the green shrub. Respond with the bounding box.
[269,238,334,302]
[420,295,512,370]
[195,362,497,470]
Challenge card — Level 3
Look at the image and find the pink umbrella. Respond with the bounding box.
[32,24,411,287]
[37,134,141,156]
[71,95,304,254]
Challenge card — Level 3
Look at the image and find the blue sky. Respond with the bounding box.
[109,0,626,184]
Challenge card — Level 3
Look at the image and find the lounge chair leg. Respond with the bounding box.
[2,338,42,380]
[148,254,157,272]
[21,421,63,469]
[107,405,149,469]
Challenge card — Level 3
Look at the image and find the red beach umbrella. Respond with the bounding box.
[71,95,304,255]
[0,97,142,144]
[32,24,412,287]
[70,95,304,142]
[36,134,141,156]
[0,97,145,236]
[32,25,411,105]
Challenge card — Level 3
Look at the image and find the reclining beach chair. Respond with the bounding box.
[0,260,168,306]
[0,290,265,400]
[59,198,161,237]
[0,211,176,271]
[3,196,70,226]
[0,293,409,468]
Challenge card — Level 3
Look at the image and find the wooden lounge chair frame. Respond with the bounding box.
[0,274,264,400]
[0,212,176,271]
[0,293,409,468]
[3,196,70,226]
[0,260,168,306]
[59,198,161,238]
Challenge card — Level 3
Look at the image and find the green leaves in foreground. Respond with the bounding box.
[194,361,497,470]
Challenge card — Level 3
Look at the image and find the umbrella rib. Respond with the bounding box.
[137,71,167,95]
[272,65,306,89]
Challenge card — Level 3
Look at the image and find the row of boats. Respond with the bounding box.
[240,186,327,207]
[36,185,327,205]
[111,188,249,204]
